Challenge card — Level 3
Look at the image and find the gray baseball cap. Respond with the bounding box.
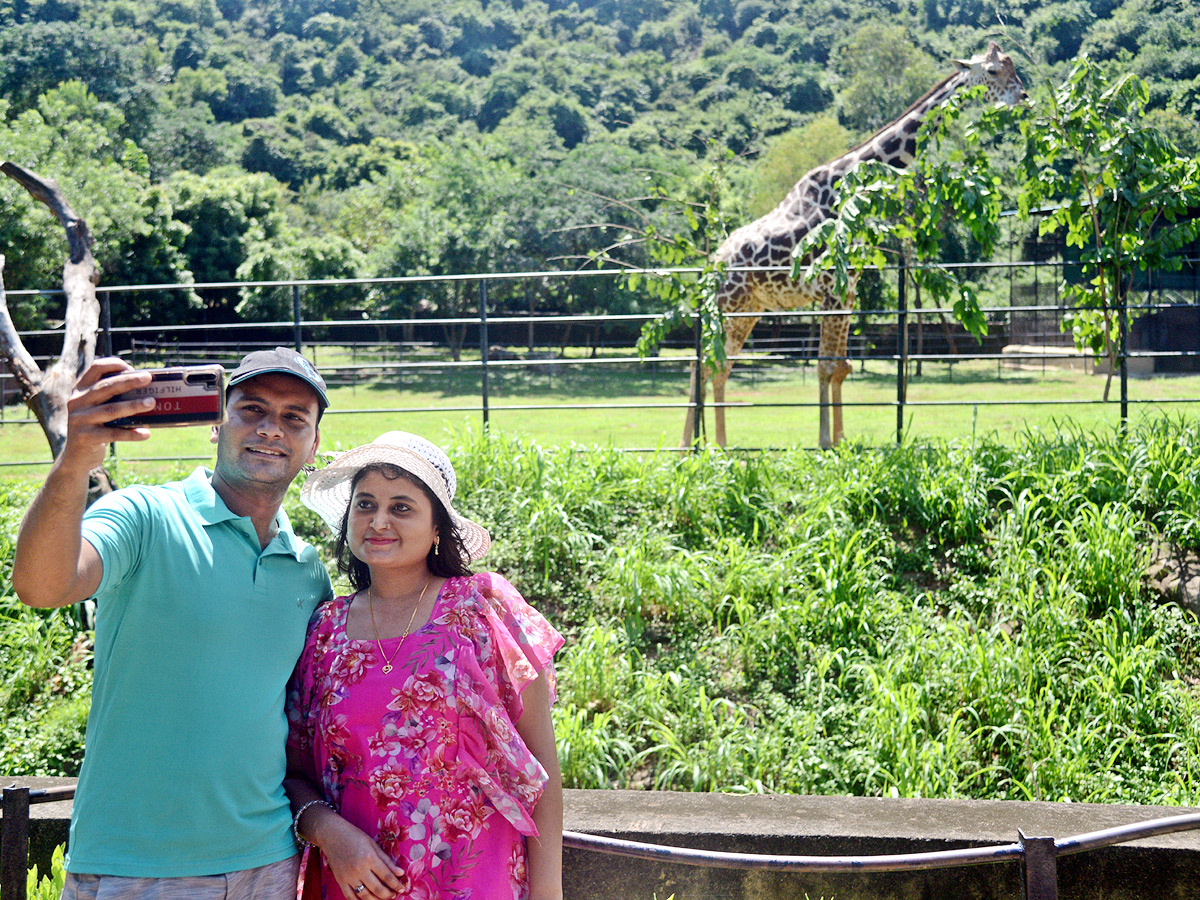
[228,347,329,413]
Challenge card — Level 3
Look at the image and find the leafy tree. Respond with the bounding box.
[0,21,144,115]
[835,23,941,133]
[98,182,198,326]
[2,0,1199,344]
[1016,57,1200,397]
[741,114,855,217]
[168,167,292,320]
[602,148,745,379]
[257,0,359,37]
[1028,0,1094,64]
[0,83,193,327]
[791,85,1005,346]
[507,138,679,325]
[1143,106,1200,157]
[477,69,534,131]
[370,141,526,359]
[236,233,366,321]
[141,103,237,178]
[209,57,282,121]
[793,57,1200,404]
[158,0,220,29]
[316,156,426,267]
[635,5,704,60]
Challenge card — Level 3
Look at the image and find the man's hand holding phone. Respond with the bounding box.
[61,360,227,473]
[106,364,226,428]
[61,360,154,474]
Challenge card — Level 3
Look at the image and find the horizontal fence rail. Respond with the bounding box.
[6,785,1200,900]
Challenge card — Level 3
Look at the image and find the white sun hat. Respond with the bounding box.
[300,431,491,562]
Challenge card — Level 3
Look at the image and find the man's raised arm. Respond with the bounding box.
[13,359,154,608]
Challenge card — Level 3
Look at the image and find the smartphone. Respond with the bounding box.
[107,365,227,428]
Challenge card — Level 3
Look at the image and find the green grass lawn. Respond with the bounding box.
[2,353,1199,476]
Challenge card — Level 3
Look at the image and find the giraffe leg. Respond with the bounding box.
[817,299,855,448]
[714,316,759,449]
[713,364,730,448]
[827,301,854,446]
[817,363,833,449]
[829,359,853,445]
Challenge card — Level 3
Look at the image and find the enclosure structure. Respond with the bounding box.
[0,228,1197,462]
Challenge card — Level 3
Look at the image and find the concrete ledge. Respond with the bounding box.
[1000,344,1158,378]
[1001,343,1096,373]
[564,790,1200,899]
[7,780,1200,899]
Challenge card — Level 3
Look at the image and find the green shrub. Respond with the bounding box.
[27,845,66,900]
[4,421,1200,804]
[0,601,92,776]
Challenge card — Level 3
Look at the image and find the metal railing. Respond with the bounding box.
[1,260,1198,462]
[565,814,1200,898]
[0,785,73,900]
[5,784,1200,900]
[562,810,1200,898]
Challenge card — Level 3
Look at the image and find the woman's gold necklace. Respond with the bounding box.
[367,577,432,674]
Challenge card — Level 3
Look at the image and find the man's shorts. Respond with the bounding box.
[60,854,300,900]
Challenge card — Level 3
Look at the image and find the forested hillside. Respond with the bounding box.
[1,0,1197,330]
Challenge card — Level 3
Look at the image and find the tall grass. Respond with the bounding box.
[4,417,1200,808]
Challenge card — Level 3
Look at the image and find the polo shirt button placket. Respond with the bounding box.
[254,555,269,593]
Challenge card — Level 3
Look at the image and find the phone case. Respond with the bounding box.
[108,365,227,427]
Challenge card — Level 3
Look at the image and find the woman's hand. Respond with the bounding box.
[287,758,405,899]
[318,816,406,900]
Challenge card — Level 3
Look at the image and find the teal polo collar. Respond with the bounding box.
[181,467,308,561]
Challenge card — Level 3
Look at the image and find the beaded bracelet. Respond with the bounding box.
[292,799,335,848]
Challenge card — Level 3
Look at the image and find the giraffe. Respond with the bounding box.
[682,41,1025,449]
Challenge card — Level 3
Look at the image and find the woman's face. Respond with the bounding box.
[347,469,439,575]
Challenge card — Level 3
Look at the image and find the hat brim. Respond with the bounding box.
[300,444,490,562]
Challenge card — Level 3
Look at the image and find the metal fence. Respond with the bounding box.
[5,784,1200,900]
[2,258,1199,464]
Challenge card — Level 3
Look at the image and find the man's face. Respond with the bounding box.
[212,373,321,493]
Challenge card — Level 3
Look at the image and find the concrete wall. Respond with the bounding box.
[9,780,1200,899]
[565,790,1200,899]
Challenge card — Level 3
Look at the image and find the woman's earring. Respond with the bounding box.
[433,535,440,556]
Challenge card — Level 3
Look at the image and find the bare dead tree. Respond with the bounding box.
[0,161,113,498]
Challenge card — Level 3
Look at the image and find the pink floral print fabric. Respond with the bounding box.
[287,572,564,900]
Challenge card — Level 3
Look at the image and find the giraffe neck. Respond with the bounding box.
[843,68,970,171]
[773,68,971,223]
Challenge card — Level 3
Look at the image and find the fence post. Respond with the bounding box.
[1117,288,1128,428]
[292,284,303,353]
[101,292,112,358]
[896,259,908,445]
[1019,830,1059,900]
[693,311,703,449]
[478,279,490,431]
[1,786,30,900]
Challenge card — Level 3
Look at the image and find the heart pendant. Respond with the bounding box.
[382,664,393,674]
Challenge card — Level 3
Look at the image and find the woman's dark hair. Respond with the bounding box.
[335,463,473,591]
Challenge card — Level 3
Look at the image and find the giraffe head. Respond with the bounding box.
[953,41,1025,105]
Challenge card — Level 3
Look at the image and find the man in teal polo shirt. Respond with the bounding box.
[14,348,335,899]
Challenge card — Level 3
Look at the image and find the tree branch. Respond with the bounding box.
[0,254,48,395]
[1,161,100,385]
[1,161,103,468]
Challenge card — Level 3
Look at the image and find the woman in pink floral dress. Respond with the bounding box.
[286,432,564,900]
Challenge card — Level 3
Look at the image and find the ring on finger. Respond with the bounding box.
[353,885,366,895]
